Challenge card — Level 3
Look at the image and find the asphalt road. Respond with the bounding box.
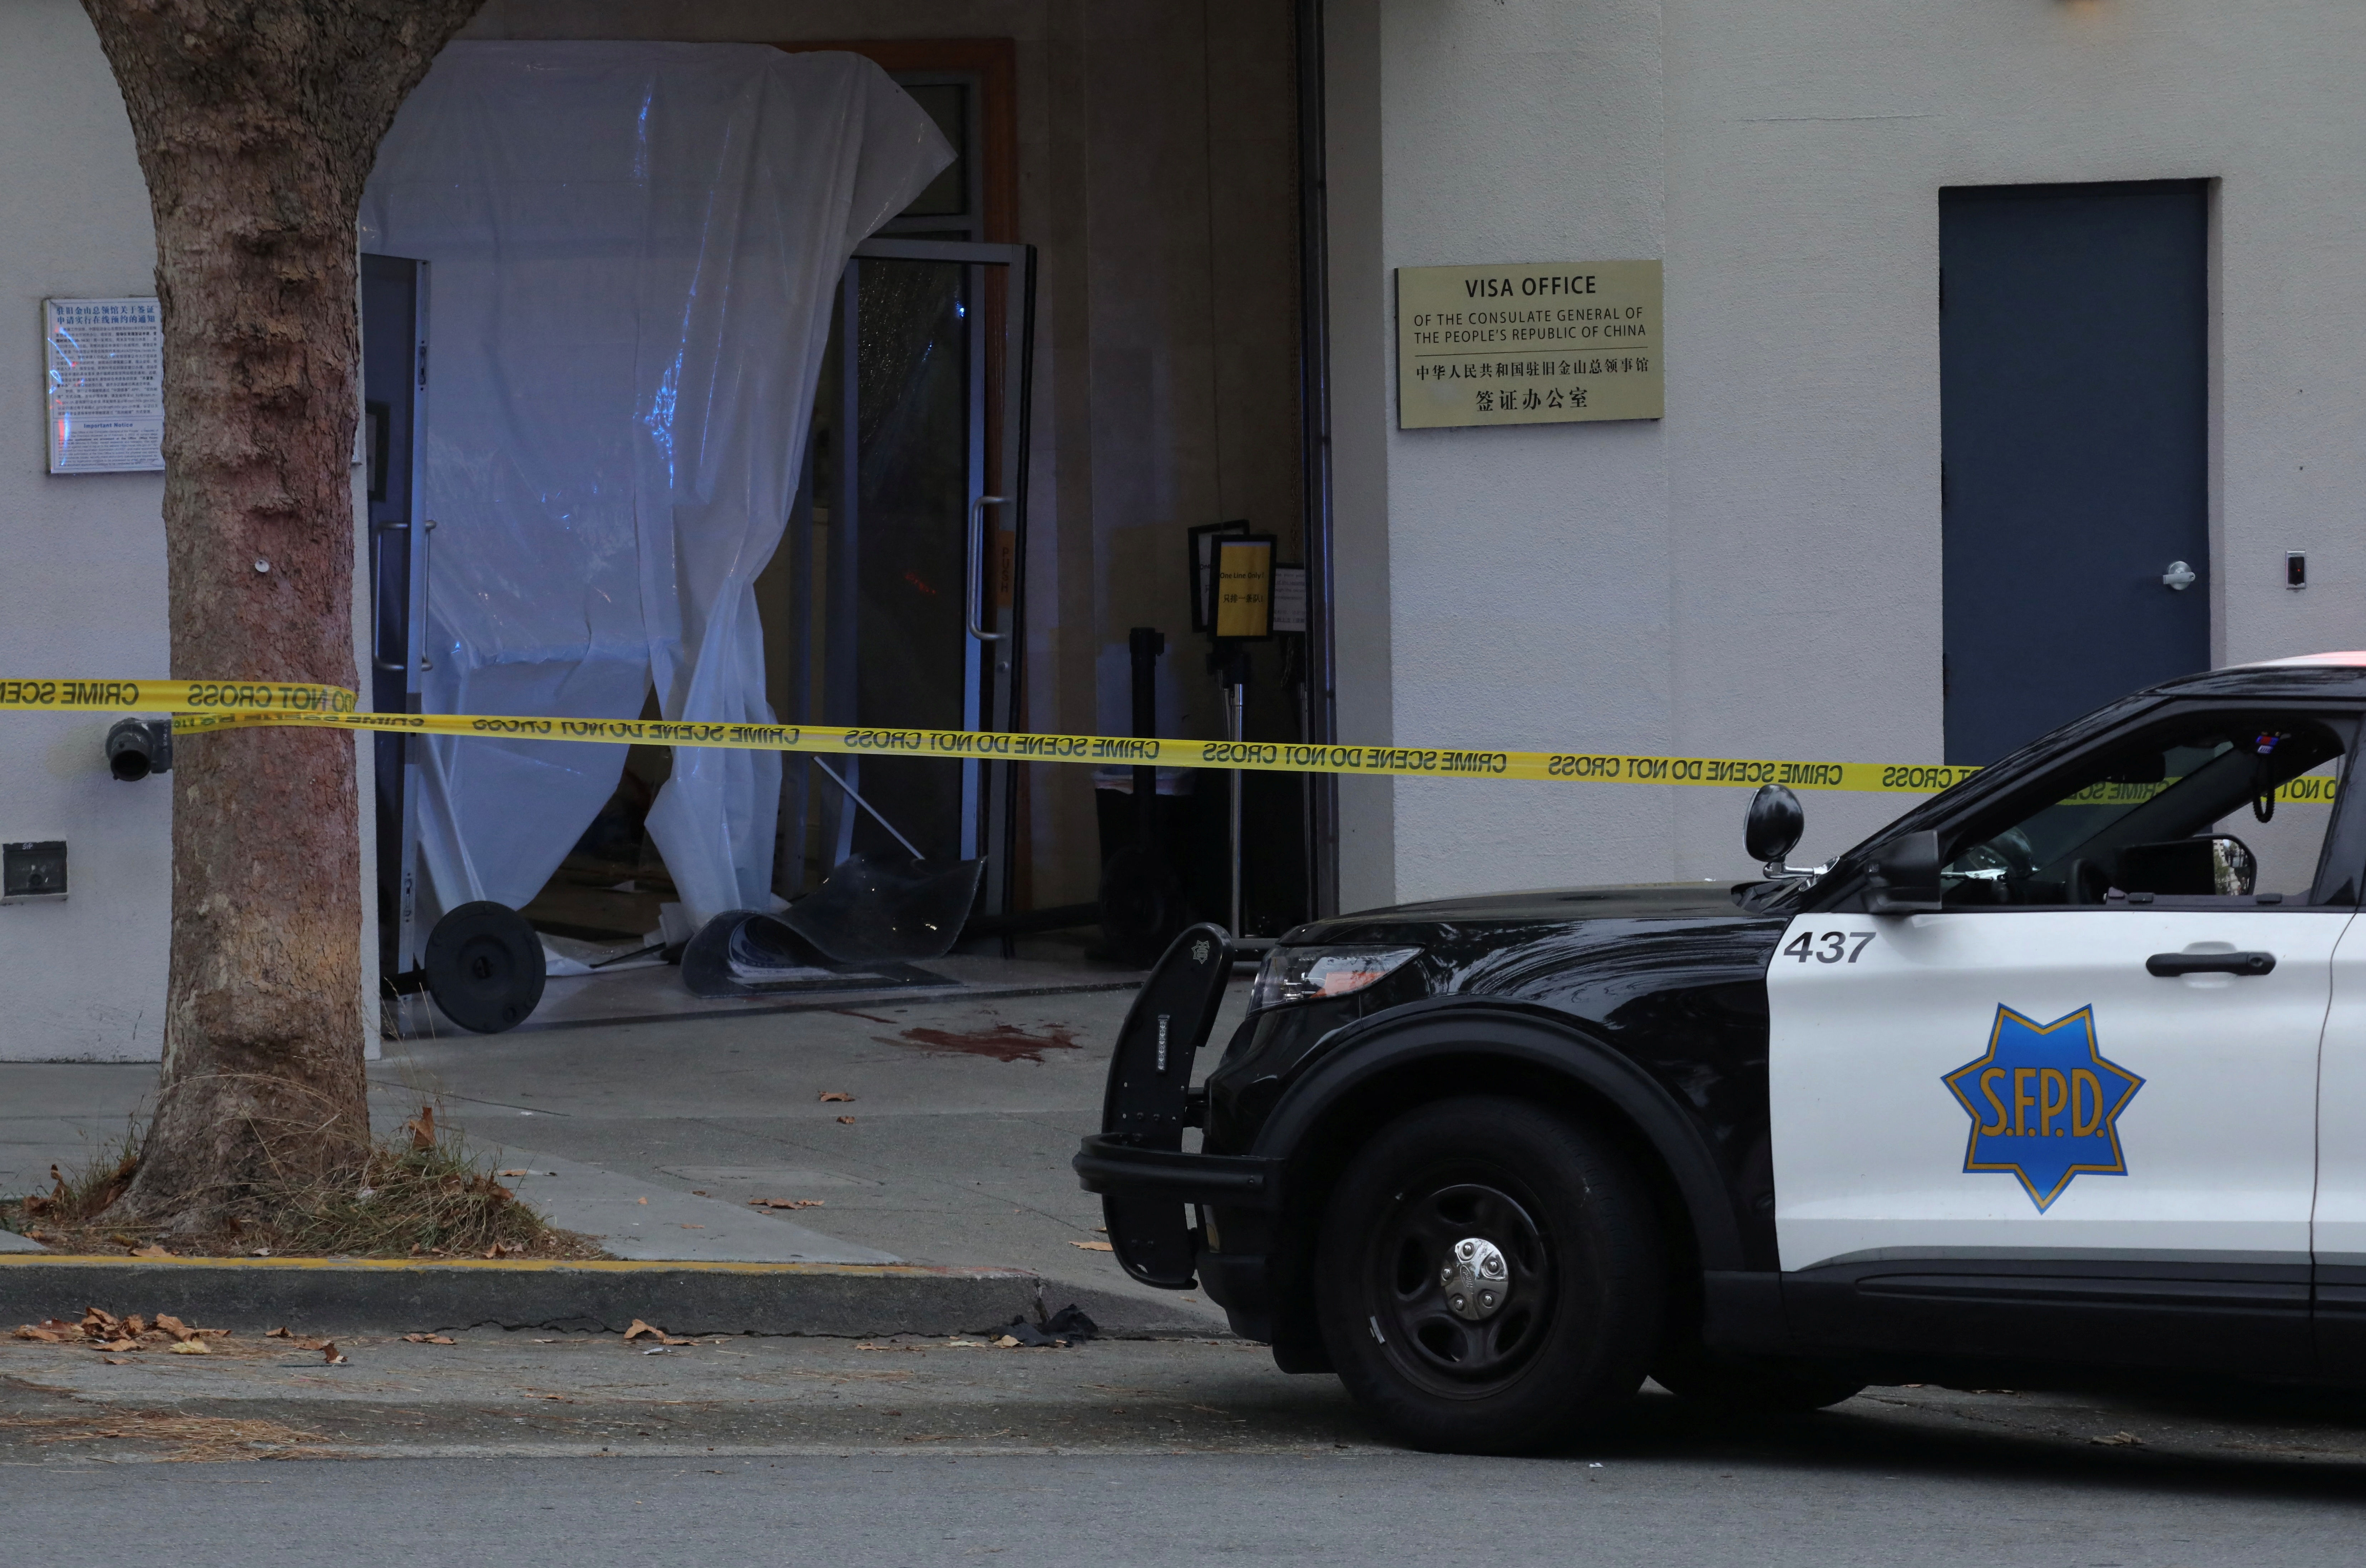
[7,1332,2366,1564]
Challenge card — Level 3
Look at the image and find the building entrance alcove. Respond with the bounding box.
[359,14,1324,1035]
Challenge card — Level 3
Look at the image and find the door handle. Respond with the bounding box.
[2162,560,2198,590]
[967,494,1007,642]
[2145,950,2275,978]
[369,520,408,674]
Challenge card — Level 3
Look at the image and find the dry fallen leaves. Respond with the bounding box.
[17,1309,234,1354]
[129,1245,174,1260]
[623,1319,694,1347]
[818,1091,854,1103]
[1069,1241,1115,1252]
[321,1342,349,1365]
[404,1104,437,1151]
[749,1198,823,1210]
[836,1116,856,1125]
[499,1169,529,1177]
[401,1334,457,1346]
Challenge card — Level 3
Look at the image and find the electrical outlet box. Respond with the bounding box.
[2,841,67,903]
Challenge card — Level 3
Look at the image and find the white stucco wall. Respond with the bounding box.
[0,0,171,1060]
[0,0,379,1063]
[1330,0,2366,909]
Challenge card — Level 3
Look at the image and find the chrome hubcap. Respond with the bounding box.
[1439,1236,1510,1321]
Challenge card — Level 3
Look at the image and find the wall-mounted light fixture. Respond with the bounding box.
[104,717,173,781]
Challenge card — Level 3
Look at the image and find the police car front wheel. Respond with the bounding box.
[1314,1096,1664,1454]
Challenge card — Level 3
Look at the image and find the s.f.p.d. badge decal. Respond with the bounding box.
[1941,1006,2143,1211]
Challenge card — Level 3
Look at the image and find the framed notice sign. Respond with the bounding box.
[1396,260,1661,429]
[1187,519,1249,632]
[1212,534,1276,640]
[44,297,164,474]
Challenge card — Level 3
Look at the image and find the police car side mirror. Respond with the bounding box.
[1744,783,1806,875]
[1865,829,1942,914]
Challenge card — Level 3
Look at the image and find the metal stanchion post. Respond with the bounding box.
[1219,647,1249,941]
[1228,682,1243,939]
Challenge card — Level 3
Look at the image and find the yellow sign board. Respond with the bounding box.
[1213,537,1274,639]
[1396,259,1663,429]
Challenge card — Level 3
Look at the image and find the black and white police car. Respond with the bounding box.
[1075,653,2366,1453]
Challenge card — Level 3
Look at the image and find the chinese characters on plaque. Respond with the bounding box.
[1396,261,1662,430]
[44,297,164,474]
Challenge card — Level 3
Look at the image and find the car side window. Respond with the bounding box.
[1941,713,2351,908]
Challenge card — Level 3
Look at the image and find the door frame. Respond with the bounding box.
[789,237,1038,907]
[780,28,1344,921]
[360,253,432,980]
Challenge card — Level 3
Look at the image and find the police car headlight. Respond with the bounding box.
[1250,946,1422,1011]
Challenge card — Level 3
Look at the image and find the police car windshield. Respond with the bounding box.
[1941,715,2346,906]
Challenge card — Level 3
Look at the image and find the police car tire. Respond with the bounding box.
[1649,1344,1866,1414]
[1313,1095,1664,1455]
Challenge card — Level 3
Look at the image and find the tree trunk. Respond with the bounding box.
[80,0,481,1231]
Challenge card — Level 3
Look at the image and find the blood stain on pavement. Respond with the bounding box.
[881,1022,1081,1063]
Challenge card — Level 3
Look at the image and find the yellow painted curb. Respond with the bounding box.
[0,1255,1030,1279]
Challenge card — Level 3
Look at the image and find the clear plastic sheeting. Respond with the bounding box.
[360,43,952,927]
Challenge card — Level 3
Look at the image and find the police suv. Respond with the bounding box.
[1075,654,2366,1453]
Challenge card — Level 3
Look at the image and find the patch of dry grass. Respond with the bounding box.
[0,1107,607,1261]
[0,1409,333,1461]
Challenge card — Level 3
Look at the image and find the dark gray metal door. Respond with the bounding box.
[1941,181,2209,765]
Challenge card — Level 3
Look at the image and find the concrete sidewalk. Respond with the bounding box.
[0,974,1245,1334]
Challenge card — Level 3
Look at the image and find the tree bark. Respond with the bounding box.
[80,0,481,1230]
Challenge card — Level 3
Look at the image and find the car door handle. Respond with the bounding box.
[2145,951,2276,978]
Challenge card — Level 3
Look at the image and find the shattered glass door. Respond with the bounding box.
[764,239,1034,904]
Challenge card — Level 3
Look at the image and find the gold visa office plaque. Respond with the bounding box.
[1396,259,1662,429]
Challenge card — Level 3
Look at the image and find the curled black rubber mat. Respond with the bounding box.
[678,909,951,999]
[775,852,986,965]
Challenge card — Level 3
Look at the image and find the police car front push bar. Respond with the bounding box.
[2145,950,2276,978]
[1088,922,1243,1289]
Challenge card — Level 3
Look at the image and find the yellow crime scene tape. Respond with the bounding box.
[0,676,2341,803]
